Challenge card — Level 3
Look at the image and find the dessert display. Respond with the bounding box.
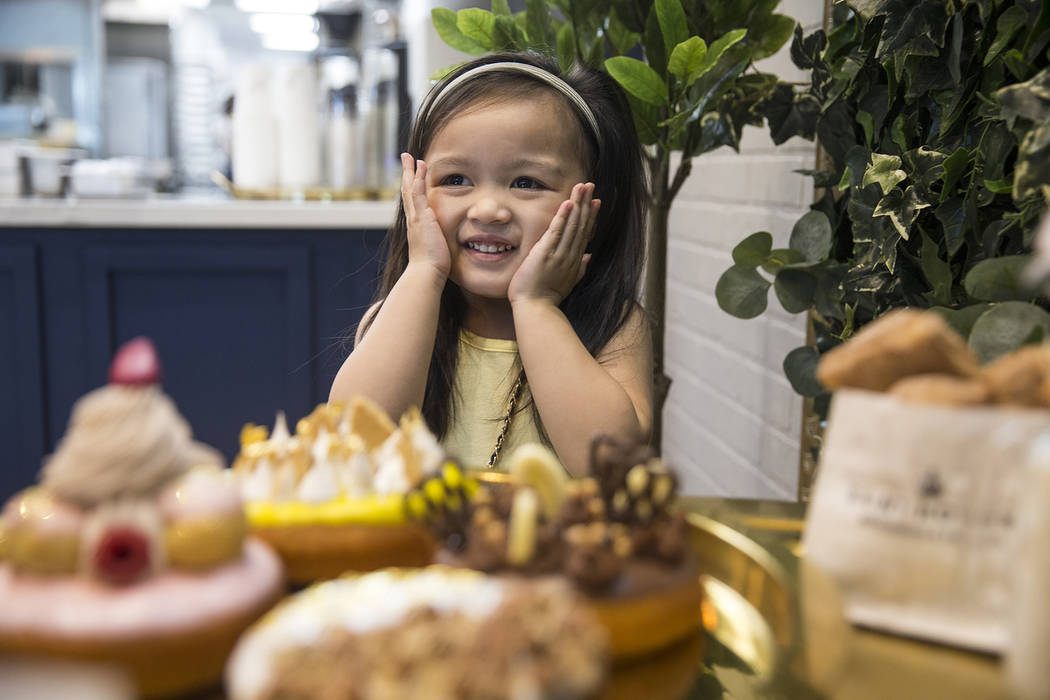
[409,438,704,661]
[0,337,284,699]
[225,566,608,700]
[231,397,438,584]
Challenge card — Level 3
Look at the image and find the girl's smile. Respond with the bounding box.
[423,94,590,301]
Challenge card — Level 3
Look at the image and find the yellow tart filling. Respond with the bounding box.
[246,493,407,527]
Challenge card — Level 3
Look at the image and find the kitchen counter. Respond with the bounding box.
[0,196,398,229]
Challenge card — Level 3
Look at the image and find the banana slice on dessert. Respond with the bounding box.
[506,487,539,566]
[506,444,568,519]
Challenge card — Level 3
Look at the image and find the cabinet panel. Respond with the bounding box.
[83,246,312,460]
[0,245,45,499]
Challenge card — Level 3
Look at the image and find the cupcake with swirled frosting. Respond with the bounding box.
[0,337,284,699]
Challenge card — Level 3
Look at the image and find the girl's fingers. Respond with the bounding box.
[400,153,415,219]
[555,184,585,257]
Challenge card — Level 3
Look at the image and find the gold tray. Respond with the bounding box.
[211,171,396,201]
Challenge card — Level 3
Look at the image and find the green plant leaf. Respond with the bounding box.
[934,197,967,257]
[732,231,773,269]
[774,269,816,313]
[715,265,771,319]
[789,210,833,263]
[606,11,641,55]
[761,247,806,274]
[939,147,970,203]
[920,229,952,306]
[929,303,994,338]
[643,3,668,76]
[655,0,688,60]
[556,22,575,71]
[872,186,931,241]
[432,8,489,55]
[525,0,556,50]
[1014,123,1050,202]
[491,0,511,15]
[605,56,669,105]
[963,255,1032,302]
[783,346,824,397]
[493,14,526,50]
[862,153,908,194]
[750,14,796,62]
[985,5,1027,67]
[668,36,707,84]
[968,302,1050,363]
[625,94,660,145]
[700,29,749,78]
[457,8,496,50]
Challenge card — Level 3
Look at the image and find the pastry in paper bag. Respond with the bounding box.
[803,309,1050,652]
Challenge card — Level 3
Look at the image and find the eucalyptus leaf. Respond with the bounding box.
[929,303,994,338]
[761,247,806,273]
[774,269,816,313]
[783,346,824,397]
[605,56,668,105]
[732,231,773,269]
[968,302,1050,363]
[789,210,833,262]
[715,265,771,319]
[963,255,1032,302]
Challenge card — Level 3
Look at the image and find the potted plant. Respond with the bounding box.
[430,0,797,444]
[716,0,1050,414]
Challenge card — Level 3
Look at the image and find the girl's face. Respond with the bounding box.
[423,93,590,301]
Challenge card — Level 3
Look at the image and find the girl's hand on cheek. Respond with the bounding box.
[401,153,451,278]
[508,183,600,307]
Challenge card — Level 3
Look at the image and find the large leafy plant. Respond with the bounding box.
[431,0,795,444]
[717,0,1050,405]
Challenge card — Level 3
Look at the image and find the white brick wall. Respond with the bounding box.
[663,1,825,499]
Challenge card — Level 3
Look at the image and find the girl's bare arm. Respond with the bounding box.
[513,300,652,477]
[328,264,445,419]
[508,183,651,476]
[329,156,450,419]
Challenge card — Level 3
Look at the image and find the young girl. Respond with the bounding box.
[330,52,650,477]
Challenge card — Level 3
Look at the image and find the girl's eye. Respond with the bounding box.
[511,177,543,190]
[440,174,470,186]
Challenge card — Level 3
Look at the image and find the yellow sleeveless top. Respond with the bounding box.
[441,330,543,471]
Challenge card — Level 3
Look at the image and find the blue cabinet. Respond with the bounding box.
[0,227,386,501]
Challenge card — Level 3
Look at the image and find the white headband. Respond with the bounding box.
[420,61,602,149]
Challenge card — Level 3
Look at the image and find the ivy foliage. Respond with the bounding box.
[431,0,795,170]
[716,0,1050,398]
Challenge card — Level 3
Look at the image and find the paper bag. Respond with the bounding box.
[803,389,1050,652]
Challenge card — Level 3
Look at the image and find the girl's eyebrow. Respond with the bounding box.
[427,155,566,177]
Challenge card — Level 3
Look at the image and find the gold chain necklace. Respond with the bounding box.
[487,371,525,469]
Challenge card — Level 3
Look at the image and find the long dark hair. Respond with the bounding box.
[360,52,648,439]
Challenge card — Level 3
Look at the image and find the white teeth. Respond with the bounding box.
[467,242,515,253]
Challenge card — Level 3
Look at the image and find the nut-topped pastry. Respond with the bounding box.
[0,337,284,699]
[231,397,440,584]
[225,567,608,700]
[409,436,703,660]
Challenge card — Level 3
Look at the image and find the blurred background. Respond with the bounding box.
[0,0,474,198]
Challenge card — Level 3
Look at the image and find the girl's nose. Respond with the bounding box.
[467,188,511,224]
